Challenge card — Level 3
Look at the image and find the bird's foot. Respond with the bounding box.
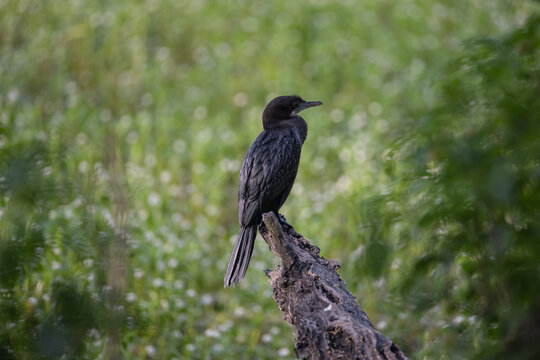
[278,214,293,229]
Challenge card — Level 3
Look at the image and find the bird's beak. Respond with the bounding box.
[296,100,323,113]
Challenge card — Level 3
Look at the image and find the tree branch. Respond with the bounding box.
[259,212,409,360]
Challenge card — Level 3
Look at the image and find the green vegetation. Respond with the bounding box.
[1,0,538,359]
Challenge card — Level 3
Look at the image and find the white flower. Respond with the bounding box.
[134,268,144,279]
[145,345,156,357]
[125,293,137,303]
[234,307,245,317]
[152,278,164,288]
[27,297,38,308]
[204,328,220,338]
[147,192,161,207]
[83,259,94,268]
[278,348,290,357]
[261,334,272,343]
[168,258,179,269]
[201,294,213,306]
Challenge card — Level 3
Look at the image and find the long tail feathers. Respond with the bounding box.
[224,225,257,287]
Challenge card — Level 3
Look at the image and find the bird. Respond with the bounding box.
[224,95,323,287]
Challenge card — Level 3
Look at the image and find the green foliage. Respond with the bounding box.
[393,15,540,359]
[0,0,539,359]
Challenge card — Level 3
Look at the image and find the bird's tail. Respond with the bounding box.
[224,225,257,287]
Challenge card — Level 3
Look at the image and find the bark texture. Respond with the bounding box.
[259,212,409,360]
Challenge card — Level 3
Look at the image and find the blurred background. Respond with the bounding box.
[1,0,539,359]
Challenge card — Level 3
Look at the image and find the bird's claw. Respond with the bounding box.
[278,214,293,229]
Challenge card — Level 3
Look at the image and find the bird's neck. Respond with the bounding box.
[293,116,308,144]
[263,116,308,143]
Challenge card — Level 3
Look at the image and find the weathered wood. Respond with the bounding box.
[260,212,409,360]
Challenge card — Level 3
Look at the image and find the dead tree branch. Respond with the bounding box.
[259,212,409,360]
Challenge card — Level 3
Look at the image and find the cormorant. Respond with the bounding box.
[224,95,323,287]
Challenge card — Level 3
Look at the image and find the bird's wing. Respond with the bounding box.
[238,131,301,226]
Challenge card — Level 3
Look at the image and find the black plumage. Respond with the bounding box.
[224,95,322,287]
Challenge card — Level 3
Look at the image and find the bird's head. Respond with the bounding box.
[262,95,322,129]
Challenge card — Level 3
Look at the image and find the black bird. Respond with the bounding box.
[224,95,322,287]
